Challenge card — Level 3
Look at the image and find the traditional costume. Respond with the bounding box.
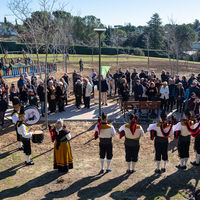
[11,98,23,150]
[119,114,144,173]
[94,113,116,173]
[49,119,73,172]
[173,111,194,169]
[190,119,200,166]
[147,112,174,173]
[17,106,34,165]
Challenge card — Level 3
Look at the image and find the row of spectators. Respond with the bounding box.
[0,68,200,128]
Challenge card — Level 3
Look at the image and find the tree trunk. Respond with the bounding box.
[44,46,48,129]
[36,48,41,78]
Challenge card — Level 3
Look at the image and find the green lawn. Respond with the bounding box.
[0,53,199,64]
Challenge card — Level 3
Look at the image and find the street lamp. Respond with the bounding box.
[94,28,106,117]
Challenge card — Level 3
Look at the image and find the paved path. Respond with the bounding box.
[41,103,123,122]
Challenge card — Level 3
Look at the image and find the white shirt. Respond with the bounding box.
[147,123,174,137]
[119,124,144,139]
[17,124,32,138]
[12,112,19,125]
[94,123,116,138]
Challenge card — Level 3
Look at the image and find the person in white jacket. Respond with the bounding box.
[160,81,169,112]
[17,106,34,166]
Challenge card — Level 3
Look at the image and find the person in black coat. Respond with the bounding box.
[133,80,143,101]
[74,80,82,109]
[19,85,28,105]
[113,70,119,95]
[0,91,8,128]
[56,82,65,112]
[125,69,131,90]
[101,76,108,105]
[119,81,129,102]
[146,82,158,101]
[37,82,45,116]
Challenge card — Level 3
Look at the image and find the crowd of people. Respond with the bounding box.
[0,67,200,128]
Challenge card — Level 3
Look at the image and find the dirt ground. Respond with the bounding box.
[0,121,200,200]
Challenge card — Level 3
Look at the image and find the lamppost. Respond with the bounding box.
[94,28,106,117]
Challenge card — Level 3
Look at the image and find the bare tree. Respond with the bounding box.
[9,0,61,128]
[110,28,126,65]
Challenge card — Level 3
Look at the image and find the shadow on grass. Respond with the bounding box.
[77,173,131,199]
[41,172,106,200]
[0,170,62,199]
[0,148,18,160]
[0,148,53,181]
[110,167,200,200]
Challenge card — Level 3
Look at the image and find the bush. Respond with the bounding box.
[132,48,144,56]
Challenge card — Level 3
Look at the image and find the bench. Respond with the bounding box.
[122,101,161,118]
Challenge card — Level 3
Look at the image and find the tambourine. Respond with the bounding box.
[25,106,40,125]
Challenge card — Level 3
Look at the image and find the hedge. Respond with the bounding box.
[0,41,169,58]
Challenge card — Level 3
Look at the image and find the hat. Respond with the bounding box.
[56,118,63,125]
[13,97,20,108]
[58,82,63,86]
[184,110,191,119]
[19,106,25,117]
[101,113,108,120]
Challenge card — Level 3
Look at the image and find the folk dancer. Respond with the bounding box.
[94,113,116,174]
[190,115,200,166]
[119,114,144,173]
[147,111,174,173]
[17,106,34,165]
[174,110,194,169]
[11,97,23,150]
[49,119,73,173]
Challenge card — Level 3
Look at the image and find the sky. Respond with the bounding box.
[1,0,200,26]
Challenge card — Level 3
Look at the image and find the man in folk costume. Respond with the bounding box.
[94,113,116,174]
[17,106,34,165]
[190,115,200,166]
[119,114,144,173]
[11,97,23,150]
[147,111,174,173]
[49,119,73,173]
[174,110,194,169]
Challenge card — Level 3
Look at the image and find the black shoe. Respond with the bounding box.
[190,161,200,166]
[161,168,166,173]
[126,169,131,174]
[102,103,104,105]
[176,165,185,170]
[25,160,34,166]
[105,103,108,106]
[18,146,24,151]
[99,169,104,174]
[154,169,161,174]
[182,165,187,170]
[106,169,112,173]
[131,169,136,173]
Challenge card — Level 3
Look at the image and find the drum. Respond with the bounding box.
[32,130,44,144]
[25,106,40,125]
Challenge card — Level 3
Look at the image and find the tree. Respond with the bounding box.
[146,13,165,49]
[9,0,62,128]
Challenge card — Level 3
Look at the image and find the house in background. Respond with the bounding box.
[0,22,17,37]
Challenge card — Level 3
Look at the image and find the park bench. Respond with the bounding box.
[122,100,161,118]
